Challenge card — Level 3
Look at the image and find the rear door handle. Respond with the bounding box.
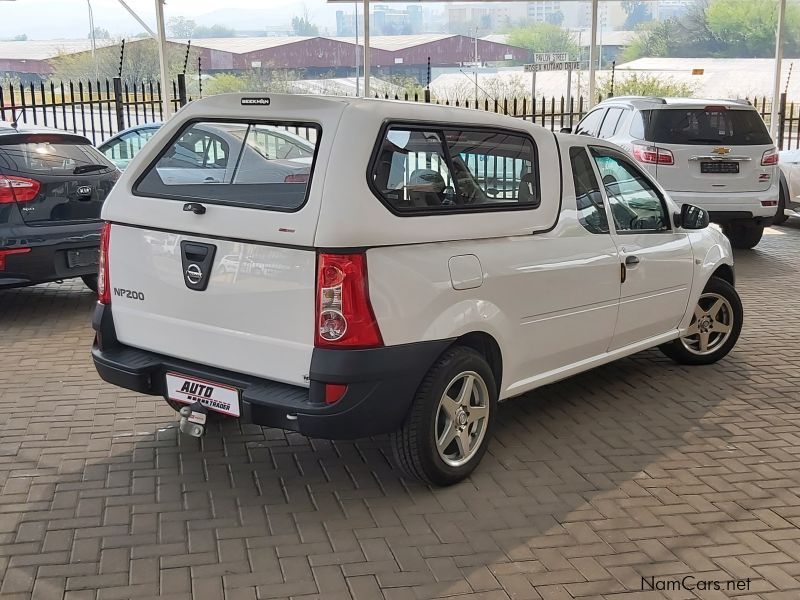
[625,255,640,266]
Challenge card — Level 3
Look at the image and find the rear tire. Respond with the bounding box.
[723,221,764,249]
[774,184,788,225]
[659,276,743,365]
[81,274,98,293]
[391,346,497,486]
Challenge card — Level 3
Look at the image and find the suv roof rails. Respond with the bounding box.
[606,96,667,104]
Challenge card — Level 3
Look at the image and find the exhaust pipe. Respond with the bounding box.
[178,402,208,437]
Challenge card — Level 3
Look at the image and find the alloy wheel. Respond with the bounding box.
[680,292,734,356]
[434,371,490,468]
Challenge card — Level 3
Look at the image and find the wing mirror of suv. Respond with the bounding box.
[560,127,572,134]
[674,204,710,229]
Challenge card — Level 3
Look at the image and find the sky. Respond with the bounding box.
[0,0,361,39]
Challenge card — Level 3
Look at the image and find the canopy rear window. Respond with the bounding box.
[134,120,320,212]
[647,108,772,146]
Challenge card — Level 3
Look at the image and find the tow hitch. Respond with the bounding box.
[178,402,208,437]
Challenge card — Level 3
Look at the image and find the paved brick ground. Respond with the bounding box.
[1,223,800,600]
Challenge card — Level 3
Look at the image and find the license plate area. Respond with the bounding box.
[165,372,241,417]
[67,248,99,268]
[701,161,739,174]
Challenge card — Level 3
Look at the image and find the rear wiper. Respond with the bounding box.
[73,164,110,174]
[687,138,723,143]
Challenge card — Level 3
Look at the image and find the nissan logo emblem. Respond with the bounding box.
[185,263,203,284]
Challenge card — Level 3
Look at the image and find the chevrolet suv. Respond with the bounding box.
[573,97,779,249]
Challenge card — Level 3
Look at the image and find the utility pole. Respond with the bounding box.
[354,2,360,96]
[155,0,171,118]
[588,0,599,107]
[474,27,479,103]
[770,0,787,140]
[87,0,97,79]
[363,0,370,97]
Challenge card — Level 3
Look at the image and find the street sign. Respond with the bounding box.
[534,52,569,63]
[525,61,583,72]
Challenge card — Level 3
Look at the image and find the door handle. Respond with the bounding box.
[625,255,640,266]
[183,202,206,215]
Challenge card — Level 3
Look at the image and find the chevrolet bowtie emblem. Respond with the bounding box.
[711,147,731,155]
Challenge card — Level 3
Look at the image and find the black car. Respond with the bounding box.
[0,125,119,291]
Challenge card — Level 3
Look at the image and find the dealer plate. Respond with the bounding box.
[165,372,240,417]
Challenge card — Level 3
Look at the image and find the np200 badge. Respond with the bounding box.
[114,288,145,301]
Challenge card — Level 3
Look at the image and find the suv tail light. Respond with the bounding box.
[632,144,674,165]
[98,222,111,305]
[761,148,779,166]
[315,252,383,349]
[0,247,30,271]
[0,175,41,203]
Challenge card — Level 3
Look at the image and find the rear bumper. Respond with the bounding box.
[0,226,101,289]
[91,303,451,439]
[666,188,778,222]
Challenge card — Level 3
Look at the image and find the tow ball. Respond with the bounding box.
[179,402,208,437]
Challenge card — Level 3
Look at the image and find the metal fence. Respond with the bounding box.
[0,76,187,145]
[1,76,798,150]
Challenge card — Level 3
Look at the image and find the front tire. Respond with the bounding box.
[391,346,497,486]
[81,274,98,293]
[723,221,764,249]
[659,276,743,365]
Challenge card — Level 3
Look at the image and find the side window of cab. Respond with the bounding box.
[570,147,609,234]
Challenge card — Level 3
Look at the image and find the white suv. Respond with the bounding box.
[573,97,779,249]
[92,94,742,485]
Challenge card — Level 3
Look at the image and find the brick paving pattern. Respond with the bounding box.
[1,223,800,600]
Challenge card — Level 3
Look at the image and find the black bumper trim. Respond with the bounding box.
[708,211,773,226]
[91,303,453,439]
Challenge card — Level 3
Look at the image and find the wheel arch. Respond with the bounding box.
[450,331,503,396]
[711,263,735,287]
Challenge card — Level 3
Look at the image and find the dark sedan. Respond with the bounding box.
[0,124,119,291]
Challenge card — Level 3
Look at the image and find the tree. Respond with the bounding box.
[13,34,28,41]
[193,24,236,38]
[621,0,800,61]
[620,20,681,62]
[506,23,578,57]
[90,27,110,40]
[598,72,695,98]
[292,10,319,36]
[50,38,199,84]
[167,16,196,38]
[706,0,800,57]
[621,2,651,29]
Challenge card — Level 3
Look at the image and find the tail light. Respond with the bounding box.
[632,144,674,165]
[284,173,309,183]
[324,383,348,405]
[0,175,40,203]
[761,148,779,166]
[315,252,382,349]
[98,222,111,305]
[0,247,30,271]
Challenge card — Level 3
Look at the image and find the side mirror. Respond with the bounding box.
[560,127,572,134]
[675,204,710,229]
